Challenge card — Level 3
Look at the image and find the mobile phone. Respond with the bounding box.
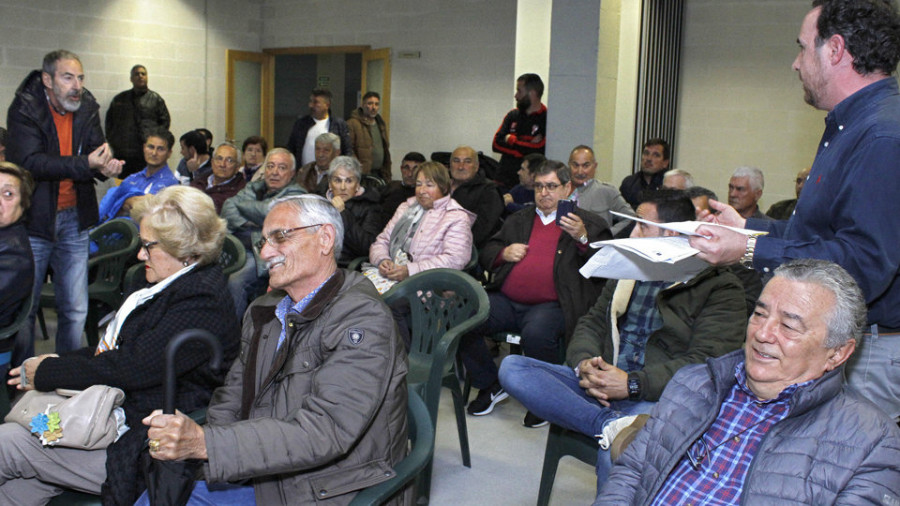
[556,200,576,225]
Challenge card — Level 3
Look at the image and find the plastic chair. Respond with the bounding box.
[536,424,599,506]
[349,385,434,506]
[0,295,34,418]
[219,233,246,278]
[39,219,140,348]
[382,269,489,503]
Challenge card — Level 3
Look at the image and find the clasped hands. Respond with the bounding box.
[578,356,628,407]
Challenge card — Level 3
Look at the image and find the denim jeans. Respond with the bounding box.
[499,355,655,487]
[135,481,256,505]
[459,293,566,390]
[16,208,89,365]
[845,325,900,420]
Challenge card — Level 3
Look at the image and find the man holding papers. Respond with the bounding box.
[689,0,900,421]
[500,189,746,489]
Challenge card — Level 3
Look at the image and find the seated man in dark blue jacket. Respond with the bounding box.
[597,259,900,505]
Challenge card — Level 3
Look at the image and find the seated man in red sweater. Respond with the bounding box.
[460,160,611,426]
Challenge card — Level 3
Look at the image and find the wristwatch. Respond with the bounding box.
[740,235,758,269]
[578,233,589,245]
[627,374,641,401]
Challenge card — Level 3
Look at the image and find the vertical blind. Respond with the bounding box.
[632,0,685,173]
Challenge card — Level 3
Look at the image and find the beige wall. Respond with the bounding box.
[0,0,263,168]
[674,0,825,208]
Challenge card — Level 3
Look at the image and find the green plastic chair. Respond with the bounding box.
[0,295,34,418]
[349,385,434,506]
[382,268,489,503]
[39,218,140,348]
[537,424,598,506]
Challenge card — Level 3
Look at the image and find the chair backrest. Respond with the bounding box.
[219,234,247,278]
[88,218,140,292]
[0,294,33,352]
[348,386,434,506]
[382,269,489,419]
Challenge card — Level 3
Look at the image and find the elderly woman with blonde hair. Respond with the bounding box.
[0,185,241,505]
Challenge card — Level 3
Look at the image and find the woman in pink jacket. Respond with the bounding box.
[368,161,475,293]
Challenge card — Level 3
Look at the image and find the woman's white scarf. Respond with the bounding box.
[95,263,197,354]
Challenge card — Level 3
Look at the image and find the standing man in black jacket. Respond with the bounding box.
[105,64,170,177]
[285,88,352,167]
[6,49,123,366]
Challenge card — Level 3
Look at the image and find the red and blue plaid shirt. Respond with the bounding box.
[651,362,809,505]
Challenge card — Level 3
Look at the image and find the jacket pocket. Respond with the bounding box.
[308,458,395,501]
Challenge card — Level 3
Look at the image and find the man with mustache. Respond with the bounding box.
[6,49,123,365]
[141,194,407,506]
[493,73,547,190]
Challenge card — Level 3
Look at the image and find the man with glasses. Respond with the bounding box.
[499,189,745,484]
[459,160,611,426]
[141,194,408,505]
[597,259,900,504]
[191,142,246,214]
[222,148,306,319]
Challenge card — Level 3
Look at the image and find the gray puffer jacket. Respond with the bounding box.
[203,269,408,505]
[597,350,900,505]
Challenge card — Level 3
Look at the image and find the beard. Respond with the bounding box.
[516,96,531,113]
[53,83,82,112]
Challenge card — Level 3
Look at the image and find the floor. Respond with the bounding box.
[32,311,598,505]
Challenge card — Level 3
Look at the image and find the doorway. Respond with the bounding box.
[226,46,391,150]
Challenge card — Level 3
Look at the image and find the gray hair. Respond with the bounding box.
[42,49,81,75]
[327,156,362,181]
[269,194,344,260]
[214,142,241,167]
[663,169,694,189]
[264,147,296,173]
[772,259,867,348]
[731,166,765,191]
[315,132,341,152]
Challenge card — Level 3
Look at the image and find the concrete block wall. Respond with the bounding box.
[675,0,825,208]
[261,0,517,177]
[0,0,263,168]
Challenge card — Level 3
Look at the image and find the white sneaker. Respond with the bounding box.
[596,415,640,450]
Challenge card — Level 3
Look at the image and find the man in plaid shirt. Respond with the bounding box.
[597,259,900,505]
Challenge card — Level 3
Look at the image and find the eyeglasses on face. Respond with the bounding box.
[214,155,237,165]
[534,182,562,192]
[141,240,159,255]
[255,224,321,251]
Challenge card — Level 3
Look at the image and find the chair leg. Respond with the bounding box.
[84,303,100,349]
[37,308,49,340]
[447,377,471,467]
[417,458,433,505]
[537,425,566,506]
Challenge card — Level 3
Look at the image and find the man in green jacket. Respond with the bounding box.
[499,189,747,487]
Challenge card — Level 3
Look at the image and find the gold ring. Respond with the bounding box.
[148,439,160,452]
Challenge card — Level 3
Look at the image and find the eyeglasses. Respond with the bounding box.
[686,437,711,470]
[255,224,321,251]
[534,182,562,192]
[213,155,237,165]
[141,240,159,255]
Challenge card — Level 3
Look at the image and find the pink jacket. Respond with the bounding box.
[370,195,476,276]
